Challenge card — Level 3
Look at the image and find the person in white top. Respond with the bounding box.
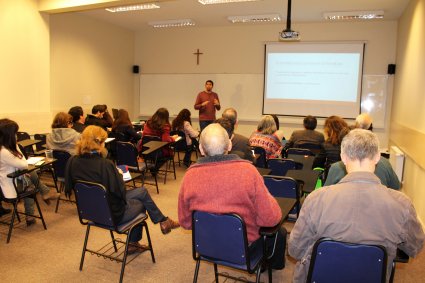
[0,119,59,226]
[172,109,199,167]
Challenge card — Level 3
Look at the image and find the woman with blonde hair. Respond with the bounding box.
[65,126,179,254]
[249,115,284,159]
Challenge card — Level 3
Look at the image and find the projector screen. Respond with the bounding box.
[263,42,365,118]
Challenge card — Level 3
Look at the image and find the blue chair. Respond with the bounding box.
[253,146,267,168]
[74,181,155,283]
[307,238,387,283]
[52,150,72,213]
[115,141,150,192]
[268,158,296,176]
[192,211,273,283]
[263,176,301,218]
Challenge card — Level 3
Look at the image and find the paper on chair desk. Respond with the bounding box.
[174,136,182,142]
[105,137,115,143]
[27,157,44,165]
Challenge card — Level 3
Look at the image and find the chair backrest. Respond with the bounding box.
[286,148,315,156]
[34,134,47,151]
[74,181,115,228]
[295,142,322,154]
[170,130,187,151]
[16,131,30,142]
[268,158,297,176]
[307,238,387,283]
[116,141,139,169]
[192,211,250,266]
[52,150,72,179]
[263,175,299,200]
[253,146,267,168]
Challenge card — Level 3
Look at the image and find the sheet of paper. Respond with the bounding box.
[27,157,44,165]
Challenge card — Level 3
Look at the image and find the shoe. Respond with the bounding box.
[26,217,36,226]
[42,191,60,205]
[160,218,180,235]
[127,242,149,255]
[0,207,12,217]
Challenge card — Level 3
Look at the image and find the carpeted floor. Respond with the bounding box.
[0,163,424,283]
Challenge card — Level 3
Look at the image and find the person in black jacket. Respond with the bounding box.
[85,104,113,131]
[65,125,179,254]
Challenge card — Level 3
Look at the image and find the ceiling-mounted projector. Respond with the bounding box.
[279,0,300,41]
[279,30,300,41]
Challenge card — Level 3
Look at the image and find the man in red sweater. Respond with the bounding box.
[178,123,287,269]
[194,80,220,131]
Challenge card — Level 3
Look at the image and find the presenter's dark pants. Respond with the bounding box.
[120,187,167,242]
[199,120,213,131]
[249,226,287,270]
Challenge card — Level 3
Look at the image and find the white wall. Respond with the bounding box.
[0,0,51,133]
[134,21,398,147]
[50,13,135,122]
[391,0,425,223]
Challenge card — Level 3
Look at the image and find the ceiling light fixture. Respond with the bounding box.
[198,0,260,5]
[148,19,195,28]
[228,14,281,23]
[323,10,384,20]
[105,3,160,12]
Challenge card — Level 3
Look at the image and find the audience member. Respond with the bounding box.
[65,126,179,254]
[68,106,86,133]
[111,109,142,143]
[249,115,283,159]
[178,124,286,269]
[142,108,178,158]
[171,108,199,167]
[270,114,285,141]
[194,80,220,131]
[85,104,113,130]
[0,119,59,225]
[289,129,425,282]
[222,108,254,162]
[285,115,324,150]
[46,112,80,155]
[325,114,400,189]
[355,113,373,131]
[313,115,349,169]
[215,118,246,160]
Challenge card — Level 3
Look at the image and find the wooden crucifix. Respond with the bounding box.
[193,49,203,65]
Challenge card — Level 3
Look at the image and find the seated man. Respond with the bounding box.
[222,108,254,162]
[85,104,113,131]
[68,106,86,133]
[215,118,250,161]
[285,115,324,150]
[178,123,286,269]
[288,129,424,283]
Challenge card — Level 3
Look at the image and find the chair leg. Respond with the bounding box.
[193,260,201,283]
[6,202,18,243]
[119,230,132,283]
[55,183,63,213]
[255,265,262,283]
[110,230,118,252]
[172,157,176,179]
[34,196,47,229]
[389,262,396,283]
[268,264,273,283]
[79,225,91,271]
[214,263,219,283]
[143,221,156,263]
[163,160,169,184]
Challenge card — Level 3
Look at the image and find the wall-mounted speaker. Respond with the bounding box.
[387,64,396,75]
[132,65,140,74]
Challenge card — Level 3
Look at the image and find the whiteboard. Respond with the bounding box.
[139,73,388,128]
[139,74,263,121]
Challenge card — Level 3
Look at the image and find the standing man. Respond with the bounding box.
[288,129,424,282]
[194,80,220,131]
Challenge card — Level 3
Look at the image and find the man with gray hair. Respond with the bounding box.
[325,114,400,189]
[289,129,424,283]
[222,107,254,161]
[178,123,287,270]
